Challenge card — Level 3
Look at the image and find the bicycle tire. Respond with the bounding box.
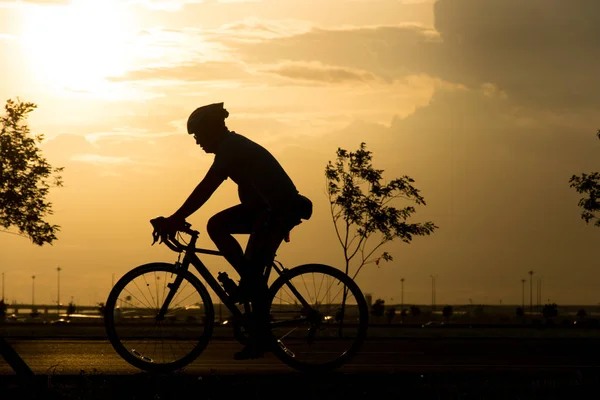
[104,262,214,373]
[267,264,368,372]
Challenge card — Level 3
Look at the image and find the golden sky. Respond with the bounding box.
[1,0,599,307]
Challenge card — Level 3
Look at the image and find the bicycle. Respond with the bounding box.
[104,221,369,373]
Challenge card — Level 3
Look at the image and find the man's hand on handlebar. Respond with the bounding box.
[150,215,187,245]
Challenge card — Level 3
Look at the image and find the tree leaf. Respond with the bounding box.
[0,98,64,246]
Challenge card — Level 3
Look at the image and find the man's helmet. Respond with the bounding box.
[187,102,229,135]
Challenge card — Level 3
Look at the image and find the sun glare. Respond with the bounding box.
[20,0,138,94]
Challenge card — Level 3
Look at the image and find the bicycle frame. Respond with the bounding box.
[157,228,316,329]
[156,229,285,319]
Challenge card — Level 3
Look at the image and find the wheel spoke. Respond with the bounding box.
[105,264,214,373]
[268,265,368,372]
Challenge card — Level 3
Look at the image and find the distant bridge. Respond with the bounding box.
[3,304,100,315]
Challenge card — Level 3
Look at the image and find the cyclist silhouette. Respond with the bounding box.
[153,102,312,359]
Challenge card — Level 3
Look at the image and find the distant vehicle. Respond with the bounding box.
[58,312,102,320]
[7,314,25,323]
[421,321,445,328]
[50,318,71,325]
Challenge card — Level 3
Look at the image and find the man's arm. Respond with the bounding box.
[170,167,226,220]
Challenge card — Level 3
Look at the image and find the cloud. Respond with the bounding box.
[0,0,70,5]
[22,0,70,3]
[109,61,251,83]
[227,1,600,112]
[262,61,379,84]
[212,17,313,42]
[217,23,420,74]
[430,0,600,111]
[126,0,204,12]
[349,0,433,2]
[125,27,231,66]
[71,154,137,165]
[229,24,440,83]
[43,128,205,165]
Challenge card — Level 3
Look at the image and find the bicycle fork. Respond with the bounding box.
[156,260,187,321]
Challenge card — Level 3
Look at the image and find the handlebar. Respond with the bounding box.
[150,217,200,253]
[163,237,184,253]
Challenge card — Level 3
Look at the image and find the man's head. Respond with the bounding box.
[187,102,229,153]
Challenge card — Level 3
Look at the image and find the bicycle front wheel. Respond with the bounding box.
[104,262,214,373]
[267,264,368,372]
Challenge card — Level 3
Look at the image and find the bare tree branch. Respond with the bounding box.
[325,142,438,281]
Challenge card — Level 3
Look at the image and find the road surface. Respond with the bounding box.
[1,337,597,375]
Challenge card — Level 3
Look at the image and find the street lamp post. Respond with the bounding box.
[528,270,534,317]
[538,276,543,311]
[31,275,36,312]
[57,267,62,316]
[521,279,525,311]
[400,278,405,312]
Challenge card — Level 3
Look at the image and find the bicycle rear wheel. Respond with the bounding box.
[267,264,368,372]
[104,262,214,373]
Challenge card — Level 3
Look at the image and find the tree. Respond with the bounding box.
[0,98,63,245]
[410,305,421,317]
[325,142,438,280]
[66,301,76,316]
[569,130,600,227]
[0,300,6,323]
[542,303,559,320]
[515,307,525,317]
[370,299,385,317]
[576,308,587,318]
[385,307,396,324]
[473,305,485,318]
[442,305,453,321]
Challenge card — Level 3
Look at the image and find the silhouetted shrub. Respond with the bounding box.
[542,303,558,319]
[516,307,524,317]
[442,305,453,320]
[67,301,76,316]
[0,299,6,323]
[385,308,396,324]
[371,299,385,317]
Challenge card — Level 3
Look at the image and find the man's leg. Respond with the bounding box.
[207,205,272,359]
[206,204,260,275]
[241,218,290,357]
